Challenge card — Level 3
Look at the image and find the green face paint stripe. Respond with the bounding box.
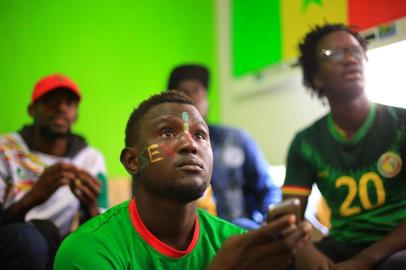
[182,111,189,122]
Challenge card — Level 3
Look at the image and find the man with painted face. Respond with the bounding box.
[283,23,406,269]
[55,90,311,270]
[0,74,107,268]
[165,64,281,230]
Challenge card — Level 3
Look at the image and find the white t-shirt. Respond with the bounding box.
[0,133,107,235]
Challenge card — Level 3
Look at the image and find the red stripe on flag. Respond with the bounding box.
[349,0,406,30]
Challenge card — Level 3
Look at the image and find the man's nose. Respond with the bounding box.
[343,50,359,64]
[53,99,70,112]
[178,132,198,154]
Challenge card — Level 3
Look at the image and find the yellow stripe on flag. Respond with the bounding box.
[281,0,348,61]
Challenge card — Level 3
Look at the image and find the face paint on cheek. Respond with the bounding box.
[138,150,149,170]
[161,143,176,158]
[147,144,164,163]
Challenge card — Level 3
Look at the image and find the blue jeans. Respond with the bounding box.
[0,223,49,270]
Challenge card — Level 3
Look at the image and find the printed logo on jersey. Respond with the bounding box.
[222,145,245,168]
[377,151,402,178]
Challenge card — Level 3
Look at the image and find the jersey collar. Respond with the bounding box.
[327,103,377,144]
[128,198,200,258]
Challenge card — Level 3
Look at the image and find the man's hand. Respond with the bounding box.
[295,241,334,270]
[28,163,77,205]
[70,169,101,218]
[208,215,311,270]
[333,252,375,270]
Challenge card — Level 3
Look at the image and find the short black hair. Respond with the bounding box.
[298,23,368,98]
[167,64,210,91]
[124,90,194,147]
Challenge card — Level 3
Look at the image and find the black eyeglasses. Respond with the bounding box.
[320,46,365,63]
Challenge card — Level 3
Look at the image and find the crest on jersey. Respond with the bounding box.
[377,151,402,178]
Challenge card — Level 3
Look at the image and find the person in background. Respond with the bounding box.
[0,74,108,266]
[55,90,310,270]
[0,202,49,270]
[165,64,281,229]
[283,23,406,269]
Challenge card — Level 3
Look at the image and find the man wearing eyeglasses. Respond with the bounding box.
[283,23,406,269]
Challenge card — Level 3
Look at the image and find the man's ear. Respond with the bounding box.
[120,147,139,175]
[28,103,35,117]
[313,71,324,91]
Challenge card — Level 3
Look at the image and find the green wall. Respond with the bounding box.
[0,0,219,177]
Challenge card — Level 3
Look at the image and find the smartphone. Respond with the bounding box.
[267,198,301,224]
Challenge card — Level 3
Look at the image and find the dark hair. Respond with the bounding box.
[298,23,368,98]
[124,90,194,147]
[167,64,210,91]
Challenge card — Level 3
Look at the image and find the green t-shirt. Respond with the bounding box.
[55,198,245,269]
[284,103,406,245]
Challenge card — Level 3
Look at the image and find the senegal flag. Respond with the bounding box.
[232,0,406,77]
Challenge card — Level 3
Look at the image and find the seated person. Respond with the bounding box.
[0,74,108,262]
[0,202,49,270]
[283,23,406,269]
[165,64,281,229]
[55,90,310,270]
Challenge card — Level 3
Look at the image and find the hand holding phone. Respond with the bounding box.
[267,198,301,224]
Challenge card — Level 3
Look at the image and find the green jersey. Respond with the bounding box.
[284,103,406,245]
[55,198,245,269]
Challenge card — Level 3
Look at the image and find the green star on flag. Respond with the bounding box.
[302,0,323,12]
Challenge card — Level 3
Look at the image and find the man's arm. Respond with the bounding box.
[284,194,334,270]
[335,219,406,270]
[207,214,311,270]
[4,163,77,222]
[71,169,102,220]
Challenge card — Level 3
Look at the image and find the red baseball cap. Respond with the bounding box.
[31,74,81,103]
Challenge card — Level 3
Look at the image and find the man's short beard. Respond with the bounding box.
[39,125,71,140]
[168,182,208,203]
[142,178,209,203]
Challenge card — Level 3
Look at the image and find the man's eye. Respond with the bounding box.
[195,131,206,140]
[161,129,174,138]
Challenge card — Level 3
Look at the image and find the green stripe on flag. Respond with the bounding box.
[232,0,282,77]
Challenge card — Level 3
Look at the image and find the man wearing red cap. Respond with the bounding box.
[0,74,107,269]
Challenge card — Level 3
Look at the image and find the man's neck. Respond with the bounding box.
[136,192,197,251]
[32,127,69,156]
[328,93,371,139]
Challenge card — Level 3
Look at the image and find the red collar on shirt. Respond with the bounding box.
[128,198,200,258]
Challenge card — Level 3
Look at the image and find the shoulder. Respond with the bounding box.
[76,145,104,158]
[0,132,23,147]
[0,133,29,155]
[76,200,130,234]
[291,114,329,143]
[73,146,106,172]
[55,201,133,269]
[378,103,406,119]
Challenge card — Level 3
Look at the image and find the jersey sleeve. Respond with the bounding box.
[283,133,314,197]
